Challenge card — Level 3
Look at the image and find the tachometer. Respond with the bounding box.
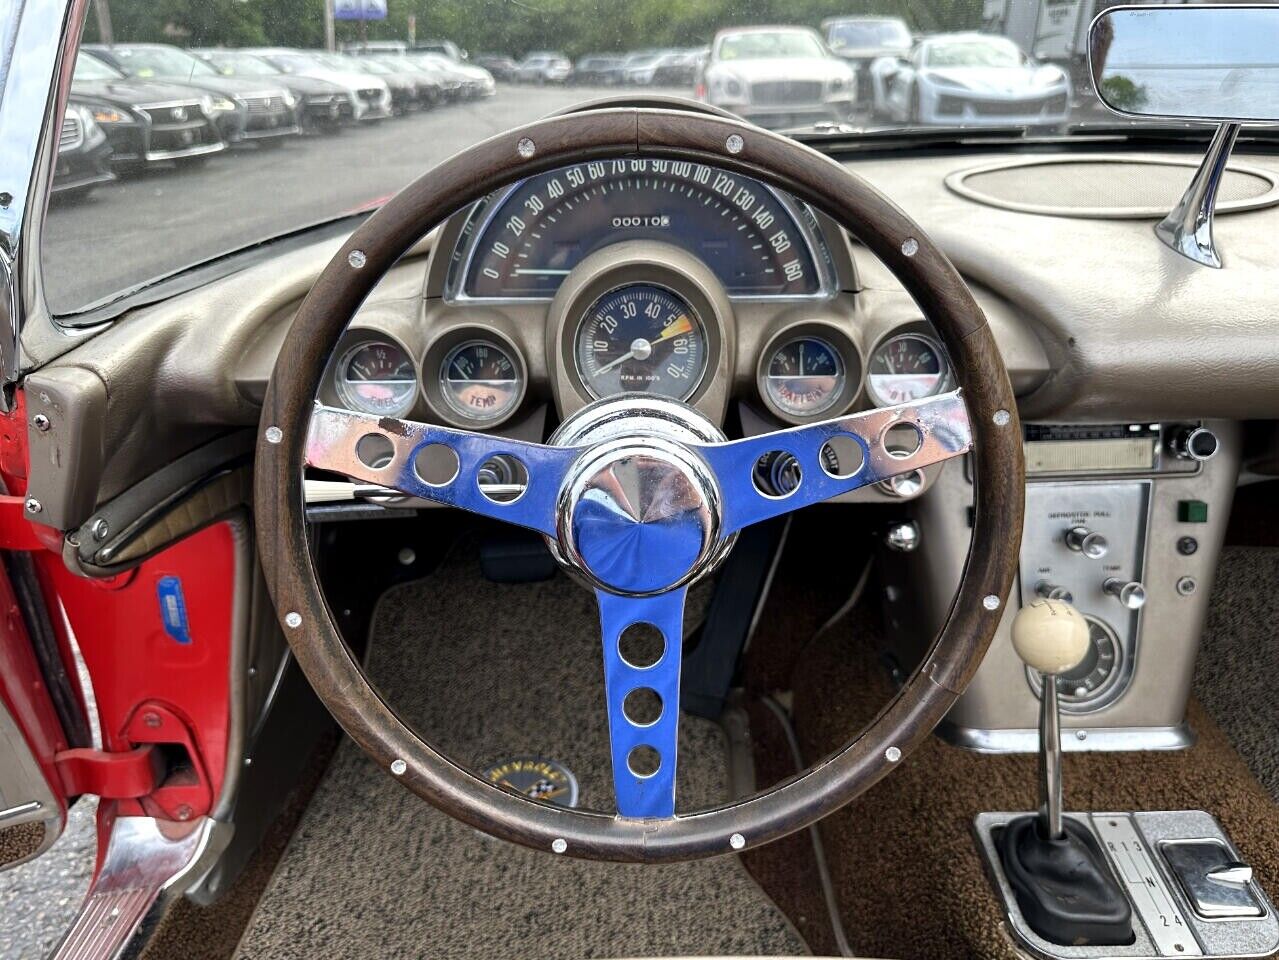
[867,333,950,407]
[457,158,825,299]
[574,284,707,400]
[336,340,417,417]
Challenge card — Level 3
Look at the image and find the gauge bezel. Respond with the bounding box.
[422,325,527,429]
[865,326,953,409]
[572,281,709,403]
[755,321,862,424]
[333,336,419,419]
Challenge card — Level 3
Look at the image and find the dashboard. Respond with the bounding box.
[320,155,957,500]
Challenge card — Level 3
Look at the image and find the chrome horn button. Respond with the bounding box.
[549,396,733,596]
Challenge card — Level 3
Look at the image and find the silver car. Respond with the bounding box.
[699,26,855,130]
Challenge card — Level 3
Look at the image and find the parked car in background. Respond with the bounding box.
[699,26,855,130]
[249,48,392,120]
[472,54,519,81]
[822,16,912,107]
[870,33,1069,126]
[622,51,667,85]
[191,49,354,132]
[415,40,467,62]
[516,52,572,84]
[369,55,445,106]
[83,44,298,145]
[574,55,626,86]
[415,52,495,98]
[406,53,464,100]
[652,49,705,86]
[70,51,225,171]
[52,101,114,198]
[340,40,406,56]
[323,52,422,113]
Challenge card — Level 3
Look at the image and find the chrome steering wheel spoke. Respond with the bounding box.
[697,390,973,534]
[595,587,688,819]
[304,403,578,537]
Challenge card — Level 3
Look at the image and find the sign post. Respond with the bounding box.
[333,0,388,48]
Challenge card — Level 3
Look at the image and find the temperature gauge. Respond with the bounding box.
[439,339,524,424]
[762,336,846,418]
[867,332,950,407]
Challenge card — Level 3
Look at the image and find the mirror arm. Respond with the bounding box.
[1155,121,1241,269]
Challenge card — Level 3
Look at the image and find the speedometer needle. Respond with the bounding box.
[594,315,694,375]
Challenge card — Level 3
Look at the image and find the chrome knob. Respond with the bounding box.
[1104,578,1147,610]
[1036,581,1073,603]
[884,521,920,552]
[1065,525,1108,559]
[1171,425,1218,462]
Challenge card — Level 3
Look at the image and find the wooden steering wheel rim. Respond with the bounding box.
[254,107,1025,863]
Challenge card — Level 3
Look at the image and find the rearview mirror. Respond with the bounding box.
[1090,5,1279,122]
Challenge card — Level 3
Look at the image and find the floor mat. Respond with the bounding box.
[790,612,1279,960]
[235,546,808,960]
[1195,545,1279,799]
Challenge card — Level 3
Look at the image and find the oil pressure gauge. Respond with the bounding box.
[867,332,951,407]
[757,325,859,423]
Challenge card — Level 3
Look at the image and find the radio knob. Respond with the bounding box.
[1171,426,1219,462]
[1035,581,1074,603]
[1065,525,1109,559]
[1104,578,1147,610]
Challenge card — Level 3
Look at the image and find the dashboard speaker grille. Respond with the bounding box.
[946,157,1279,219]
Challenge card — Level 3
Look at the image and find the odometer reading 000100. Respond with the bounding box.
[575,284,707,401]
[460,158,822,299]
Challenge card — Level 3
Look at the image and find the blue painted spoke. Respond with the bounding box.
[595,588,687,819]
[305,404,578,537]
[696,390,972,535]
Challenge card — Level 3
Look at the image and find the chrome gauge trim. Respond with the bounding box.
[764,335,845,417]
[333,337,418,419]
[438,337,525,424]
[422,324,528,429]
[755,320,862,424]
[571,281,709,403]
[443,161,838,305]
[865,330,953,409]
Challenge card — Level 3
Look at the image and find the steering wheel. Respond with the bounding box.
[255,107,1024,862]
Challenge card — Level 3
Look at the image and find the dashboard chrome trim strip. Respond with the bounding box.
[939,721,1195,754]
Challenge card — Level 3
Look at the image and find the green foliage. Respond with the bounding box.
[1100,74,1147,111]
[85,0,988,56]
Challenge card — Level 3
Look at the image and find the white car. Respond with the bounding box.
[416,52,495,98]
[871,33,1069,126]
[699,26,855,131]
[250,48,392,120]
[516,53,572,84]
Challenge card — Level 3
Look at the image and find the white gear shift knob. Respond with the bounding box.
[1011,599,1091,676]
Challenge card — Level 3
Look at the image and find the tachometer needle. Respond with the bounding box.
[594,315,694,375]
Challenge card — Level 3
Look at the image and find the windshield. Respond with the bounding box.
[926,38,1021,68]
[107,45,218,78]
[45,0,1179,318]
[718,32,824,61]
[826,20,911,51]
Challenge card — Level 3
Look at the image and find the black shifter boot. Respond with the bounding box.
[999,814,1135,946]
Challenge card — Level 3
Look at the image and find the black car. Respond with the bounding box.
[191,49,354,132]
[83,44,299,146]
[51,100,115,198]
[70,52,225,172]
[472,54,518,81]
[652,50,704,86]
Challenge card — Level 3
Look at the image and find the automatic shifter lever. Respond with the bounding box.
[998,599,1135,947]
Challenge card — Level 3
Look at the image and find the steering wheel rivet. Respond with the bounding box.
[725,133,744,155]
[347,250,367,270]
[517,137,536,159]
[901,237,919,257]
[551,838,567,854]
[729,832,746,850]
[390,759,407,776]
[886,746,902,762]
[983,594,1001,611]
[993,409,1011,427]
[284,611,302,629]
[265,425,283,444]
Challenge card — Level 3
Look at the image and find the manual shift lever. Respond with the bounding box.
[998,599,1134,947]
[1012,598,1091,840]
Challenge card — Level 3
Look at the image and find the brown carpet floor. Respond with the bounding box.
[788,610,1279,960]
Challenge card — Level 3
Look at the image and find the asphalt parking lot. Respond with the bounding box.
[44,83,686,313]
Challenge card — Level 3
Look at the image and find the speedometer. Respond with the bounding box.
[457,158,824,299]
[574,284,707,400]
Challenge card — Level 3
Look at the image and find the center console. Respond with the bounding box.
[878,419,1240,752]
